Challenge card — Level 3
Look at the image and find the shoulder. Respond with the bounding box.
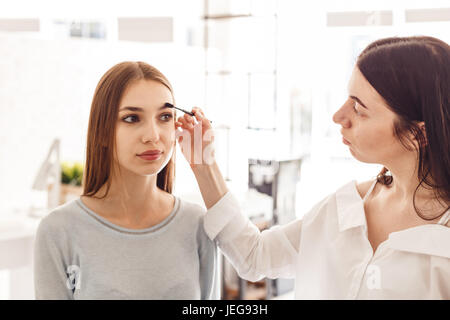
[356,179,376,199]
[301,186,340,224]
[175,196,209,231]
[177,197,207,219]
[303,180,369,224]
[175,197,215,245]
[36,199,80,237]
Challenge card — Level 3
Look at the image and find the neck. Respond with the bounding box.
[382,153,439,207]
[92,166,165,221]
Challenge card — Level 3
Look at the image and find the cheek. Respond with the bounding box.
[161,125,176,145]
[356,123,398,154]
[365,128,387,148]
[114,127,131,158]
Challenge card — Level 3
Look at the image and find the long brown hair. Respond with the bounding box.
[81,61,176,199]
[357,36,449,220]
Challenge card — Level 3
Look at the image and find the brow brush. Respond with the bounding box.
[165,103,212,123]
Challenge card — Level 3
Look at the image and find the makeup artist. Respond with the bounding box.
[175,36,450,299]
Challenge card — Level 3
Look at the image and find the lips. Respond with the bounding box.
[138,150,162,156]
[340,130,351,145]
[137,150,162,161]
[342,137,351,145]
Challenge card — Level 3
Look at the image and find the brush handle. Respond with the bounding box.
[174,106,194,116]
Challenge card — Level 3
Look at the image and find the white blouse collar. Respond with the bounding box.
[335,180,367,232]
[387,225,450,259]
[335,180,450,259]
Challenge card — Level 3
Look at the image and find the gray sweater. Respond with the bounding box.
[33,196,219,300]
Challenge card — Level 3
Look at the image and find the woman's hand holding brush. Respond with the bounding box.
[174,106,215,167]
[174,106,228,209]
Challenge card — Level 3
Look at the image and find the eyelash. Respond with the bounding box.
[122,113,173,123]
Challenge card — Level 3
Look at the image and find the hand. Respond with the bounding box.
[175,107,215,166]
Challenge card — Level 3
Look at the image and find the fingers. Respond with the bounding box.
[192,107,205,118]
[176,107,209,129]
[175,119,183,128]
[192,107,212,127]
[177,115,193,129]
[175,119,183,130]
[175,116,187,126]
[182,113,196,127]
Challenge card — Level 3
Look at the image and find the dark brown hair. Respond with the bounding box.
[81,61,175,199]
[357,36,449,220]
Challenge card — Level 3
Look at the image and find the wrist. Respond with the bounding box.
[190,160,218,173]
[190,160,228,209]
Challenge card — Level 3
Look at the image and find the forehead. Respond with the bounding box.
[119,79,173,110]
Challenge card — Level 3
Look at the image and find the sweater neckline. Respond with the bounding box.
[75,196,180,235]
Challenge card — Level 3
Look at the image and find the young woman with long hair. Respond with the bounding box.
[34,61,218,300]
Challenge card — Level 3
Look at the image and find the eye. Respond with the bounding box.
[160,113,173,122]
[352,101,362,115]
[122,114,139,123]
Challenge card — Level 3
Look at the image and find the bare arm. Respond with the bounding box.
[175,107,228,209]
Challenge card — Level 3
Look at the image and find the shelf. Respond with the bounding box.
[246,126,277,131]
[206,70,277,76]
[203,14,277,20]
[204,14,252,20]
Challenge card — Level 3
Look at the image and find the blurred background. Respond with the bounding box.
[1,0,449,300]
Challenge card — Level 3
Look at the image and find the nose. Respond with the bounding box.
[141,119,160,143]
[332,99,352,128]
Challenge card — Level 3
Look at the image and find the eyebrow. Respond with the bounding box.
[349,95,369,109]
[119,104,172,112]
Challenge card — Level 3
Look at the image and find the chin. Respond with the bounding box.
[119,160,161,176]
[145,160,172,176]
[125,166,157,177]
[141,162,166,175]
[348,148,371,164]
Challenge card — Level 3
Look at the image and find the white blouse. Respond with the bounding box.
[204,180,450,299]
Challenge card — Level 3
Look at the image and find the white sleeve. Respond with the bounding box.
[203,191,302,282]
